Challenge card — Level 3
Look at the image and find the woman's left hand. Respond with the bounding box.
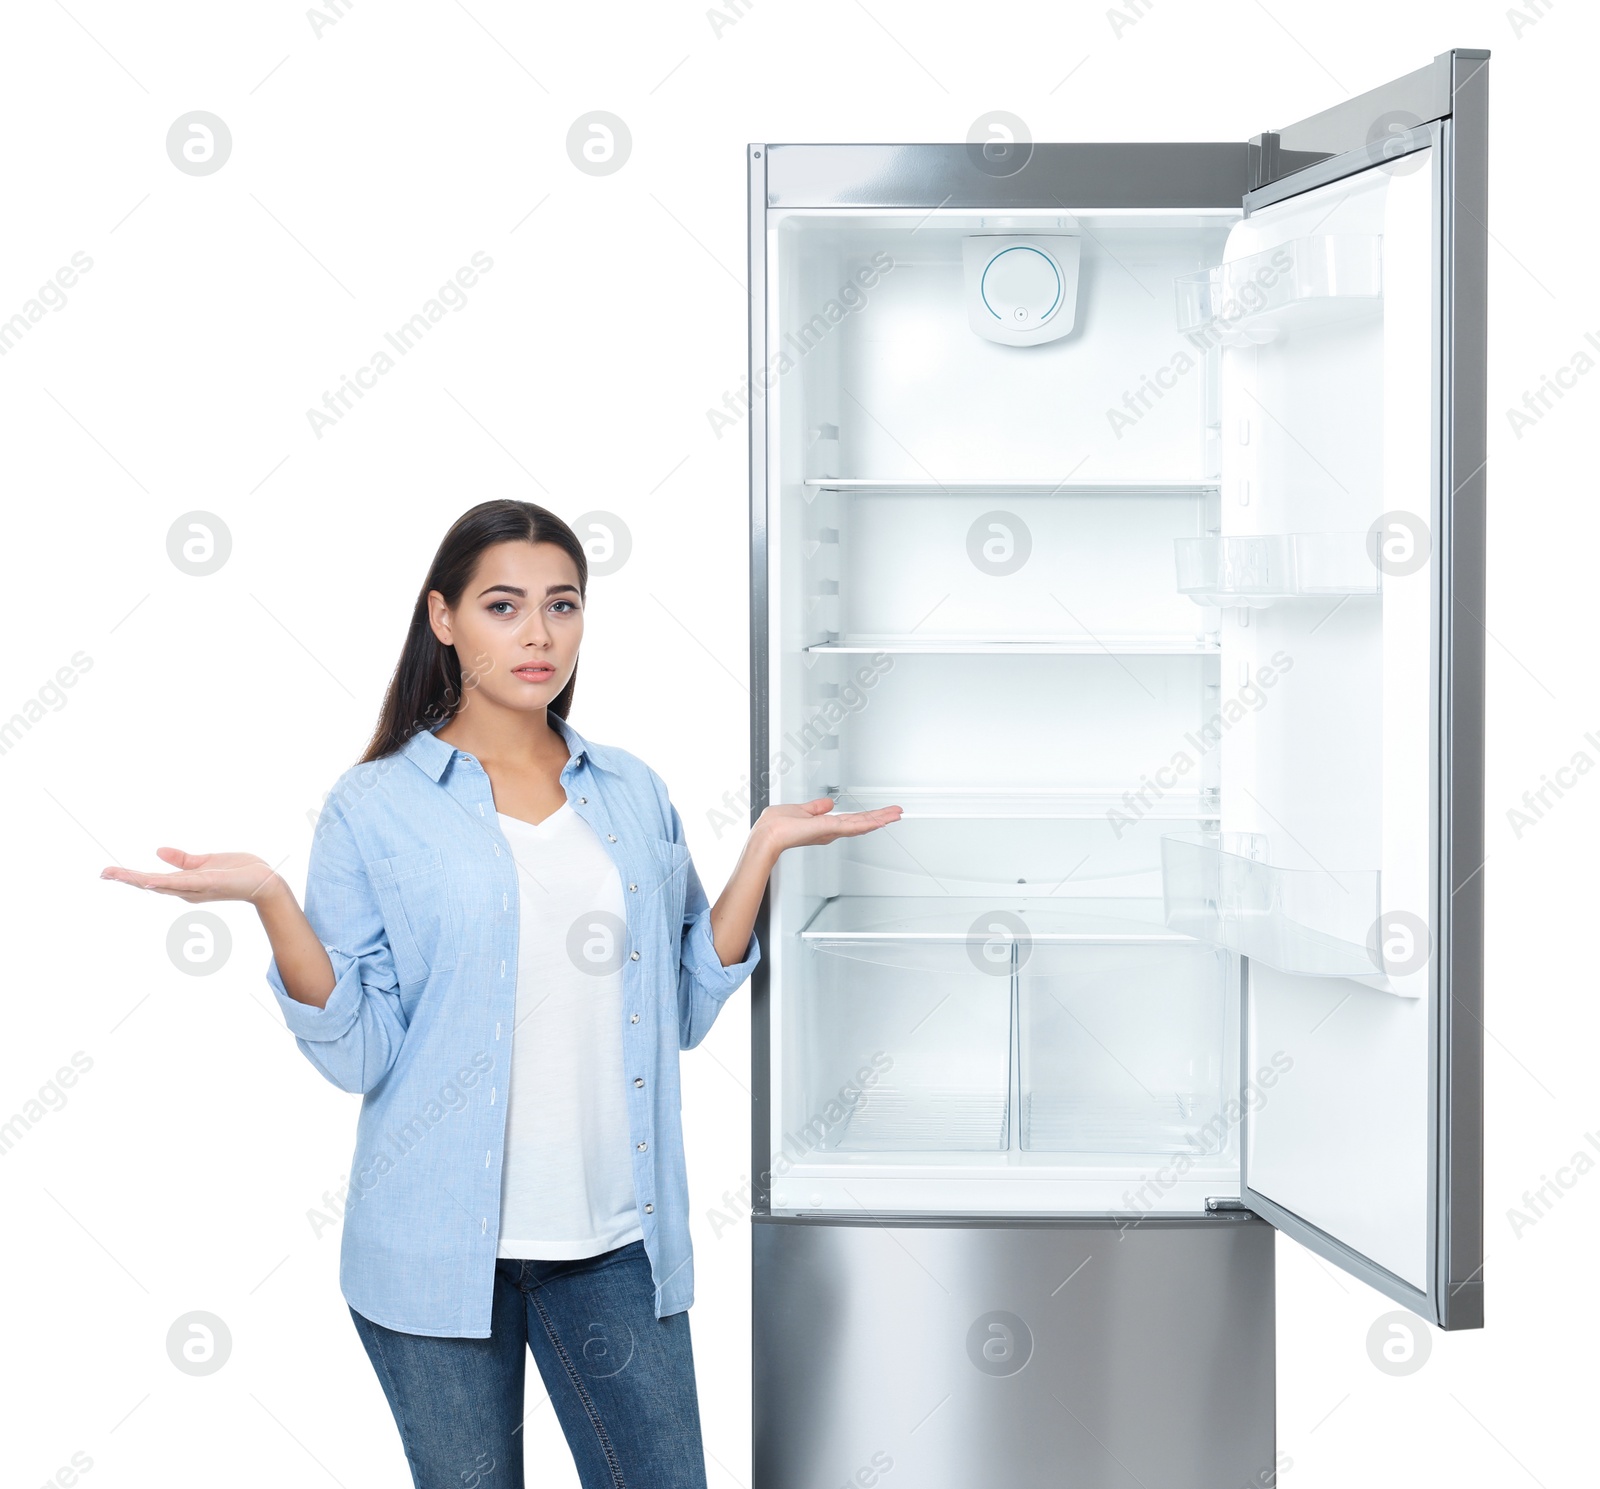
[753,797,902,855]
[706,798,902,968]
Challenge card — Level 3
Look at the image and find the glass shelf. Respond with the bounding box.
[1174,234,1382,345]
[1160,831,1382,979]
[805,633,1219,655]
[801,895,1191,946]
[823,787,1218,821]
[802,479,1218,498]
[1174,532,1380,607]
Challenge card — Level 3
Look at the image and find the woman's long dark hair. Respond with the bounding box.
[359,500,588,763]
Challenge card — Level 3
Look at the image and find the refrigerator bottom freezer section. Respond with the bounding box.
[753,1215,1275,1489]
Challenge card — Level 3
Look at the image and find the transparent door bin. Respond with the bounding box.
[1160,832,1382,978]
[1174,235,1382,344]
[1174,532,1379,607]
[801,940,1012,1152]
[1019,943,1228,1155]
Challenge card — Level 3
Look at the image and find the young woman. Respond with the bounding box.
[101,499,900,1489]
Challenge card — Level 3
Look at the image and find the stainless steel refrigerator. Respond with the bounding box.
[745,48,1486,1489]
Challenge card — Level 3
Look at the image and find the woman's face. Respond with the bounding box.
[428,539,585,716]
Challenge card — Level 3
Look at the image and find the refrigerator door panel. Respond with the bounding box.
[1224,52,1486,1329]
[754,1215,1275,1489]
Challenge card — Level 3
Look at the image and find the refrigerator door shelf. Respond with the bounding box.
[805,633,1219,654]
[1175,531,1381,607]
[1174,233,1383,344]
[1160,832,1415,992]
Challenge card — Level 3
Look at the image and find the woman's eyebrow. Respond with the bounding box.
[475,582,581,599]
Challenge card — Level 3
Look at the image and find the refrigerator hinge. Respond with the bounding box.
[1205,1196,1254,1214]
[1246,131,1281,192]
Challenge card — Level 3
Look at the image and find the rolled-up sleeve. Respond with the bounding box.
[266,802,409,1094]
[668,800,759,1050]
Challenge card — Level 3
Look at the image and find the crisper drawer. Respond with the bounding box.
[1019,942,1230,1154]
[800,939,1012,1152]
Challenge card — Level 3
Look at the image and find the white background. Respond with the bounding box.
[1,3,1589,1486]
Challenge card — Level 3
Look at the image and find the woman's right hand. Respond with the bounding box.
[102,848,337,1009]
[101,848,284,905]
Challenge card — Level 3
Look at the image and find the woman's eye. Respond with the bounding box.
[550,600,578,615]
[488,601,515,616]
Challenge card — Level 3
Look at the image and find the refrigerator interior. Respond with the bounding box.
[761,195,1423,1221]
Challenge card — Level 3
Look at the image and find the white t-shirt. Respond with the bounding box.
[494,803,643,1260]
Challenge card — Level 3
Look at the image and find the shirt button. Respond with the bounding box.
[644,1203,654,1214]
[580,796,588,804]
[633,1077,644,1088]
[629,951,640,962]
[637,1141,647,1152]
[628,883,638,893]
[630,1013,640,1024]
[607,833,618,843]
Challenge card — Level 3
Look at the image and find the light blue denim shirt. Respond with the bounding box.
[266,712,759,1338]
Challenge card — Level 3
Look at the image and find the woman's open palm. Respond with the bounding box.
[100,848,281,905]
[756,797,902,853]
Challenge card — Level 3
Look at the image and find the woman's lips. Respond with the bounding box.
[512,665,555,682]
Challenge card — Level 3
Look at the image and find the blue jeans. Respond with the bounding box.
[348,1241,708,1489]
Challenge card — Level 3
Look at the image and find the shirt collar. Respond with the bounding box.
[398,711,603,783]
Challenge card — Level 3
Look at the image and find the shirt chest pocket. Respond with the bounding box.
[368,847,455,988]
[638,835,691,937]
